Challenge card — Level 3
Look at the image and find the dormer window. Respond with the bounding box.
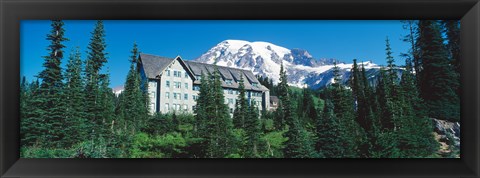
[252,82,258,87]
[225,79,233,85]
[196,75,201,80]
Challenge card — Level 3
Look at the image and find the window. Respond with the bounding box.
[149,91,155,100]
[193,85,200,91]
[175,104,180,110]
[193,95,198,101]
[196,75,201,80]
[183,104,188,111]
[174,71,178,77]
[178,71,182,78]
[184,94,188,100]
[166,81,170,87]
[185,72,189,78]
[228,89,233,94]
[165,103,169,111]
[225,79,233,85]
[252,82,258,87]
[174,82,181,89]
[192,105,197,111]
[166,70,170,76]
[185,83,188,89]
[229,108,233,114]
[165,92,170,99]
[228,98,234,104]
[173,93,178,100]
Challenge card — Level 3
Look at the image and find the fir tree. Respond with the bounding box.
[316,98,343,158]
[441,20,460,74]
[233,75,248,128]
[279,63,317,158]
[416,20,460,121]
[64,47,88,146]
[243,100,261,158]
[330,62,362,157]
[122,42,148,134]
[84,20,108,135]
[397,57,438,157]
[36,20,69,147]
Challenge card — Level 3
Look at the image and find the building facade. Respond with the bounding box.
[139,53,270,115]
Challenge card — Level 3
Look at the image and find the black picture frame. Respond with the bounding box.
[1,0,479,177]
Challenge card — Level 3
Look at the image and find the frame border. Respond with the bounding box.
[1,0,479,177]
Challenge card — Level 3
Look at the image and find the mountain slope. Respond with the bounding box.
[194,39,383,89]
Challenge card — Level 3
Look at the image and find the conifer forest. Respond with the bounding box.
[20,20,460,158]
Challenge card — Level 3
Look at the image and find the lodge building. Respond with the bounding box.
[139,53,270,115]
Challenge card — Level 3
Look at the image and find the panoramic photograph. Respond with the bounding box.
[20,20,460,158]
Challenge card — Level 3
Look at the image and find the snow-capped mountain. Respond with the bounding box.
[194,40,382,89]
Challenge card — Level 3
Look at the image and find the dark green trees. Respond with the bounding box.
[416,20,460,121]
[278,63,317,158]
[122,42,149,134]
[36,20,69,147]
[194,69,235,158]
[64,48,88,146]
[84,20,109,135]
[243,100,261,158]
[233,76,248,128]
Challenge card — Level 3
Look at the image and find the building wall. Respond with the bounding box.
[145,60,270,115]
[157,59,195,114]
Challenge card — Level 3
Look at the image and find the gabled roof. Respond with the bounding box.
[139,53,269,92]
[139,53,174,79]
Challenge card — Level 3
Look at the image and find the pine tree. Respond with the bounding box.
[243,100,261,158]
[233,75,248,128]
[441,20,460,74]
[84,20,109,136]
[35,20,69,148]
[279,63,317,158]
[122,42,148,134]
[400,20,419,74]
[210,68,236,157]
[64,47,88,146]
[397,55,438,157]
[300,88,317,126]
[330,62,363,157]
[316,98,343,158]
[416,20,460,121]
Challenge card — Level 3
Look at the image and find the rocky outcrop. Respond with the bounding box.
[431,118,460,157]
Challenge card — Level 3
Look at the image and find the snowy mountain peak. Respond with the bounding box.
[195,40,381,89]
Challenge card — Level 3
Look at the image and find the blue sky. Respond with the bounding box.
[21,20,411,87]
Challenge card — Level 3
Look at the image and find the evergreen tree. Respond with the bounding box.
[300,88,317,126]
[316,98,343,158]
[397,56,438,157]
[441,20,460,74]
[84,20,109,135]
[122,42,148,134]
[233,75,248,128]
[330,62,362,157]
[97,72,115,136]
[416,20,460,121]
[279,63,317,158]
[36,20,69,147]
[243,100,261,158]
[400,20,419,74]
[64,47,88,146]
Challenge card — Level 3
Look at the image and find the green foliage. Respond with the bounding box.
[21,146,74,158]
[64,47,88,147]
[259,130,288,158]
[233,76,248,128]
[416,20,460,121]
[130,132,187,158]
